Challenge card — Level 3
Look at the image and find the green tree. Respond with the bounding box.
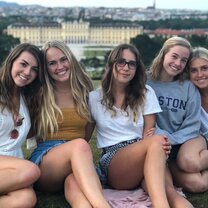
[131,34,164,67]
[188,35,208,48]
[0,34,20,65]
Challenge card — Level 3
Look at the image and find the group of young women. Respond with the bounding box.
[0,36,207,208]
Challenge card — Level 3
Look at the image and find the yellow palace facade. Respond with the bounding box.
[6,20,143,45]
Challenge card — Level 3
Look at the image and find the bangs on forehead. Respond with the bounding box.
[199,55,208,62]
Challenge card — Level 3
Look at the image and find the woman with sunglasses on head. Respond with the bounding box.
[0,43,43,208]
[29,40,110,208]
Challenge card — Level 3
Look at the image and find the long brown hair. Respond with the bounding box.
[102,43,147,122]
[0,43,44,133]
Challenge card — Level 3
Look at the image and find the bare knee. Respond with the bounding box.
[177,154,200,173]
[152,135,166,143]
[71,139,92,156]
[19,162,40,187]
[148,135,165,152]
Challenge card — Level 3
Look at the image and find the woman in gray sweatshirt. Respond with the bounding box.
[148,37,207,193]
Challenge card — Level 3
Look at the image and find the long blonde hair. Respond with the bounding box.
[37,40,93,138]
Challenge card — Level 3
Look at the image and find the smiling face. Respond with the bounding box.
[189,58,208,90]
[11,51,38,87]
[46,47,70,83]
[161,45,190,81]
[112,49,137,86]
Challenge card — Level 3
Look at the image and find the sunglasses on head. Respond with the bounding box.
[10,115,24,139]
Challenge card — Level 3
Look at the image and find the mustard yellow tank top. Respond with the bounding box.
[46,108,87,141]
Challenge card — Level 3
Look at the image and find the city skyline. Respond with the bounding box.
[2,0,208,11]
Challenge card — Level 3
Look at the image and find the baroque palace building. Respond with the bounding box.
[6,19,143,46]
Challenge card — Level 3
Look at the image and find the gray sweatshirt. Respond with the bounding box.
[147,79,201,145]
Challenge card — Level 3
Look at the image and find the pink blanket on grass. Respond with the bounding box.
[103,187,185,208]
[103,188,152,208]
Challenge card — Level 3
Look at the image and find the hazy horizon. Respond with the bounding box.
[2,0,208,11]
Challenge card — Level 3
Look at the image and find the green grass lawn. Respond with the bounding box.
[23,138,208,208]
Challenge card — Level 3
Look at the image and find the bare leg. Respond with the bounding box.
[65,174,92,208]
[141,168,193,208]
[165,168,193,208]
[0,156,40,194]
[36,139,110,207]
[170,136,208,193]
[0,187,37,208]
[108,135,170,208]
[144,138,169,208]
[170,162,208,193]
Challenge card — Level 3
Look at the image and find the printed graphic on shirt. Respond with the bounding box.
[158,96,187,112]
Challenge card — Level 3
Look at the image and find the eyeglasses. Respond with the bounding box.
[116,58,137,70]
[10,115,24,139]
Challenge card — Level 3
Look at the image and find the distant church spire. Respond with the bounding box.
[147,0,156,10]
[153,0,156,9]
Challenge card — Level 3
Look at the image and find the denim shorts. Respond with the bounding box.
[29,140,67,165]
[97,139,138,186]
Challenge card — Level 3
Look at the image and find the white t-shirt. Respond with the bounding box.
[89,85,162,148]
[201,107,208,140]
[0,95,31,158]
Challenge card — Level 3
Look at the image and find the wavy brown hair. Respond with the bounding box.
[101,43,147,122]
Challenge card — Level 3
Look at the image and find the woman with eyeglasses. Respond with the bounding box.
[0,43,43,208]
[29,40,110,208]
[87,43,173,208]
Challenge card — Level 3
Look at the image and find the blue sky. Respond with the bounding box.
[3,0,208,11]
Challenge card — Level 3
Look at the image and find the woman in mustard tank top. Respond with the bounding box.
[29,40,110,208]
